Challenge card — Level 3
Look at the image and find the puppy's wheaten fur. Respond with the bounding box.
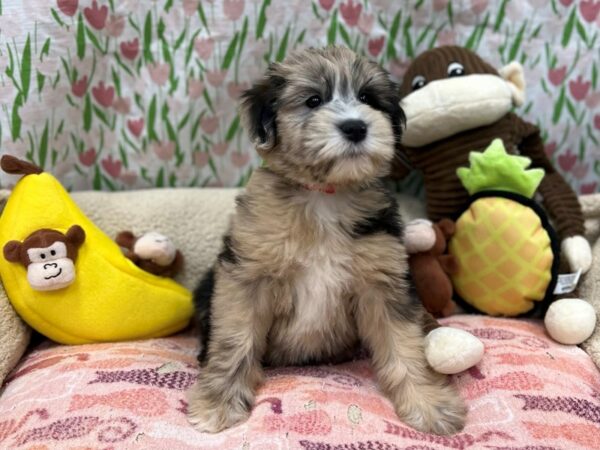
[188,47,466,435]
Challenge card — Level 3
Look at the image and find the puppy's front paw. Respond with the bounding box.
[394,381,466,435]
[187,382,251,433]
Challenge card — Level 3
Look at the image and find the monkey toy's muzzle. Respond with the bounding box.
[400,73,522,147]
[28,259,76,291]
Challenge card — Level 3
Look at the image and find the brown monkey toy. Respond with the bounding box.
[407,219,458,318]
[4,225,86,291]
[404,217,484,374]
[116,231,183,278]
[394,46,592,276]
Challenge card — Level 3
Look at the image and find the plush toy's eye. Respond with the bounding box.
[447,62,465,77]
[305,95,322,108]
[411,75,427,91]
[50,250,56,256]
[40,253,46,259]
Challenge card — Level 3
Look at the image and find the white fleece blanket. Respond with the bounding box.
[579,194,600,369]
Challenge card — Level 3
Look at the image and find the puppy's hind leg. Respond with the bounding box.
[353,239,466,435]
[188,273,273,433]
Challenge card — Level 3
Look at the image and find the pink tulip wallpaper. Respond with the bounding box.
[0,0,598,192]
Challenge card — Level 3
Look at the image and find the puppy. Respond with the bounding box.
[188,47,466,435]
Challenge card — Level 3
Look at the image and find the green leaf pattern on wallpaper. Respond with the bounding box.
[0,0,598,193]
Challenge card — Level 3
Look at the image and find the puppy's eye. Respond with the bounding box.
[447,62,465,77]
[305,95,322,109]
[411,75,426,91]
[50,250,56,256]
[358,93,368,103]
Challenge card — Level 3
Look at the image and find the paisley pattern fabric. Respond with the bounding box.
[1,315,599,449]
[0,1,598,193]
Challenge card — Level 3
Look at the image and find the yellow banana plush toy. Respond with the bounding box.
[0,155,193,344]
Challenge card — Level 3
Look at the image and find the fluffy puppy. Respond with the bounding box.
[188,47,466,435]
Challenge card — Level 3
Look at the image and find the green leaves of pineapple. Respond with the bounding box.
[457,139,545,198]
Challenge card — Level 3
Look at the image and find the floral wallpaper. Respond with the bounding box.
[0,0,598,193]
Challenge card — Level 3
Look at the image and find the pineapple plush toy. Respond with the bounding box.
[449,138,558,316]
[448,139,596,344]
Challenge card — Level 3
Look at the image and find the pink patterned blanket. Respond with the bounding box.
[1,315,599,449]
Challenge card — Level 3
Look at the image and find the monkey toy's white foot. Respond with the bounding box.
[544,298,597,345]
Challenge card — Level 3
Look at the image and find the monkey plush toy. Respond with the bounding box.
[395,46,591,274]
[4,226,86,291]
[407,219,458,318]
[397,46,595,344]
[116,231,184,278]
[0,155,193,345]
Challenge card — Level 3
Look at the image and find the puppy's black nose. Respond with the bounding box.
[338,119,367,143]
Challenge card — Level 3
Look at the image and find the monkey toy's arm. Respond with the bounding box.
[514,114,592,273]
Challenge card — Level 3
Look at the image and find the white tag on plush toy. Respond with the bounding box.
[553,269,582,295]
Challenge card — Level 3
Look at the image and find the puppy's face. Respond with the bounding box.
[239,47,405,186]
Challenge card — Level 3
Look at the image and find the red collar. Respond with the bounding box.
[302,183,336,194]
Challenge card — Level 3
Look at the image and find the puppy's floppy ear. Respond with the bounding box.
[390,89,406,149]
[365,69,405,149]
[370,75,404,150]
[239,65,285,153]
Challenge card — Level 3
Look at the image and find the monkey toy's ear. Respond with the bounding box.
[3,240,23,263]
[115,231,137,250]
[66,225,86,248]
[498,61,526,107]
